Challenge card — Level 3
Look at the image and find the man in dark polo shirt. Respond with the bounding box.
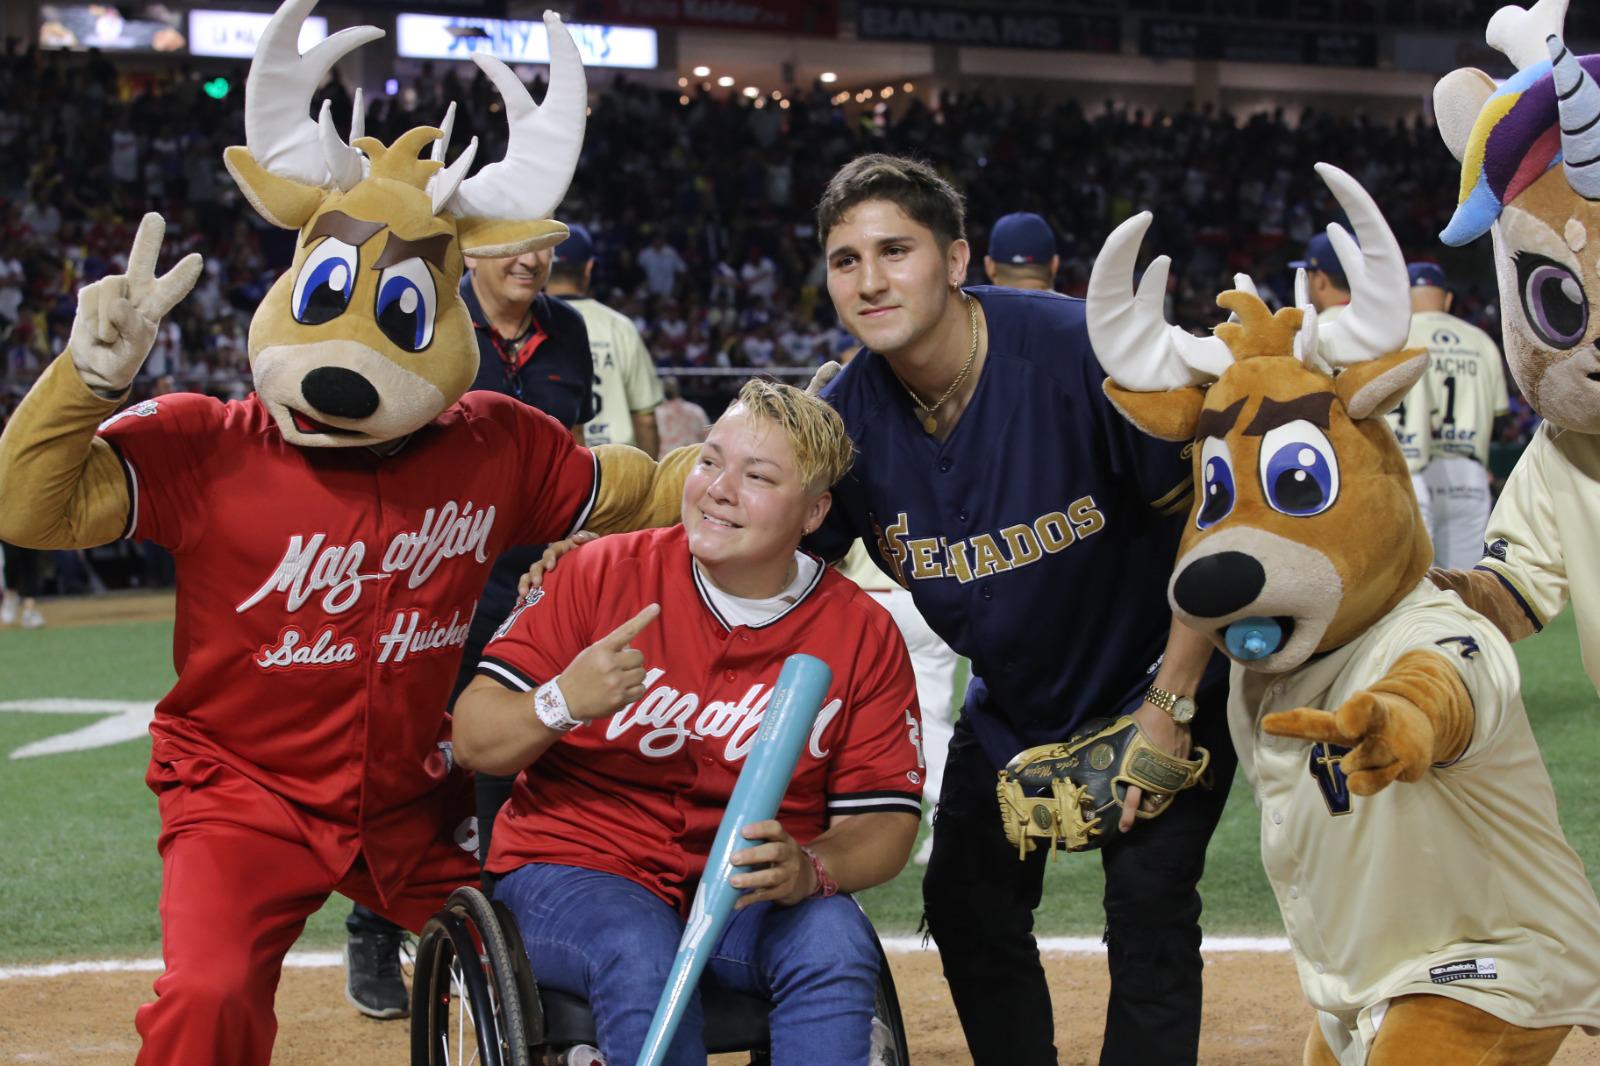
[343,244,596,1019]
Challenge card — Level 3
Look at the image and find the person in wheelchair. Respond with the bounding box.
[453,378,925,1065]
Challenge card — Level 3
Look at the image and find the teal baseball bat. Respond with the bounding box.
[636,653,833,1066]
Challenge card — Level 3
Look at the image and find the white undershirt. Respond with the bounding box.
[697,552,820,629]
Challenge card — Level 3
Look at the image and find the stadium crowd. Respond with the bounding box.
[0,33,1532,439]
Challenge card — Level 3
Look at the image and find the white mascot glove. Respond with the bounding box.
[68,212,204,396]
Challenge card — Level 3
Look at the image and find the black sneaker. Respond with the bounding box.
[344,929,410,1019]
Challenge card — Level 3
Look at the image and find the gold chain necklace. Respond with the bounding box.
[898,293,978,434]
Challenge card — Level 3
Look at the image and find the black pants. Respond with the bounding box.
[922,703,1236,1066]
[2,541,42,598]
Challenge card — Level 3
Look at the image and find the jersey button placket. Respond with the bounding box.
[938,457,953,473]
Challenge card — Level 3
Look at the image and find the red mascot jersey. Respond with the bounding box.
[478,525,925,911]
[97,390,597,898]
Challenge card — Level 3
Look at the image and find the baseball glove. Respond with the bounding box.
[996,715,1211,857]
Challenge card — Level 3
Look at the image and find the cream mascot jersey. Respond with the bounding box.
[1231,580,1600,1063]
[478,525,924,910]
[1476,422,1600,687]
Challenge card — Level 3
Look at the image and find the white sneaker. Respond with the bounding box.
[20,606,44,629]
[0,592,16,625]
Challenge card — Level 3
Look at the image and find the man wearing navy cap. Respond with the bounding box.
[1289,231,1353,316]
[1405,260,1511,569]
[984,212,1059,291]
[547,224,664,456]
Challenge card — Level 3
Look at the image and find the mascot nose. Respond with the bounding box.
[1172,551,1266,618]
[301,367,380,420]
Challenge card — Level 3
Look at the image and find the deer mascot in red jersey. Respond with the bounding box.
[0,2,689,1060]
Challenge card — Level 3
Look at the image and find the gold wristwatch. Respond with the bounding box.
[1145,684,1197,724]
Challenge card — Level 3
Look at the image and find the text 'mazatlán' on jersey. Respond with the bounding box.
[478,524,924,911]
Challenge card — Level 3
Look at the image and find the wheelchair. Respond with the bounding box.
[410,884,911,1066]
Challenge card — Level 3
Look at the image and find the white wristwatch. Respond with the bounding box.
[533,678,582,733]
[1145,685,1197,725]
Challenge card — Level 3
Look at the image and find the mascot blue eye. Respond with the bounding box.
[1259,420,1339,517]
[291,237,359,325]
[375,257,436,352]
[1196,437,1234,529]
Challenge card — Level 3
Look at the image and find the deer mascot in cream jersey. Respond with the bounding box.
[1086,162,1600,1066]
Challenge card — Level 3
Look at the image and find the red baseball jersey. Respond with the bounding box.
[97,390,597,900]
[479,525,924,911]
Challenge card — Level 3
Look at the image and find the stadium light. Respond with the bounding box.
[742,85,759,98]
[692,65,710,77]
[779,99,790,110]
[819,72,837,83]
[717,75,734,87]
[903,82,914,92]
[677,76,687,87]
[679,94,690,105]
[882,86,894,98]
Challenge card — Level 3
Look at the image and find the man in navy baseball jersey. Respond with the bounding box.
[811,154,1235,1065]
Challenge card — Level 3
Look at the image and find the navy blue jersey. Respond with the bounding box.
[810,285,1221,768]
[461,277,597,430]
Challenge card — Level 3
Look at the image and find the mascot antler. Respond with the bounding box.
[244,0,378,188]
[1084,214,1233,390]
[1088,163,1409,392]
[243,0,586,224]
[444,20,588,221]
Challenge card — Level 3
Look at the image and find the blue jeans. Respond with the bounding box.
[494,863,880,1065]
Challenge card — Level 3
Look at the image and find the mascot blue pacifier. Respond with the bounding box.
[1225,617,1282,661]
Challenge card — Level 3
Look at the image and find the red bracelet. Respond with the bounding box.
[801,845,839,898]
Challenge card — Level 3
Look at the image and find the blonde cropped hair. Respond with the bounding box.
[732,378,856,494]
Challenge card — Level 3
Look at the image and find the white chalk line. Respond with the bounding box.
[0,937,1291,981]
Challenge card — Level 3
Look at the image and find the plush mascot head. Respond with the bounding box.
[1436,0,1600,433]
[1086,164,1430,674]
[225,0,586,448]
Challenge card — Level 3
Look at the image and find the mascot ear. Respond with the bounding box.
[457,217,571,259]
[1434,68,1497,162]
[1336,349,1429,420]
[1103,382,1205,442]
[224,146,325,230]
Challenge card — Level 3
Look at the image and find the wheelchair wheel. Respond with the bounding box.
[411,886,531,1066]
[870,933,911,1065]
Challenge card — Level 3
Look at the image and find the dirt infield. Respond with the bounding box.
[5,951,1599,1064]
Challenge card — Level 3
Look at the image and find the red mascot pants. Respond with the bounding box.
[133,762,477,1065]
